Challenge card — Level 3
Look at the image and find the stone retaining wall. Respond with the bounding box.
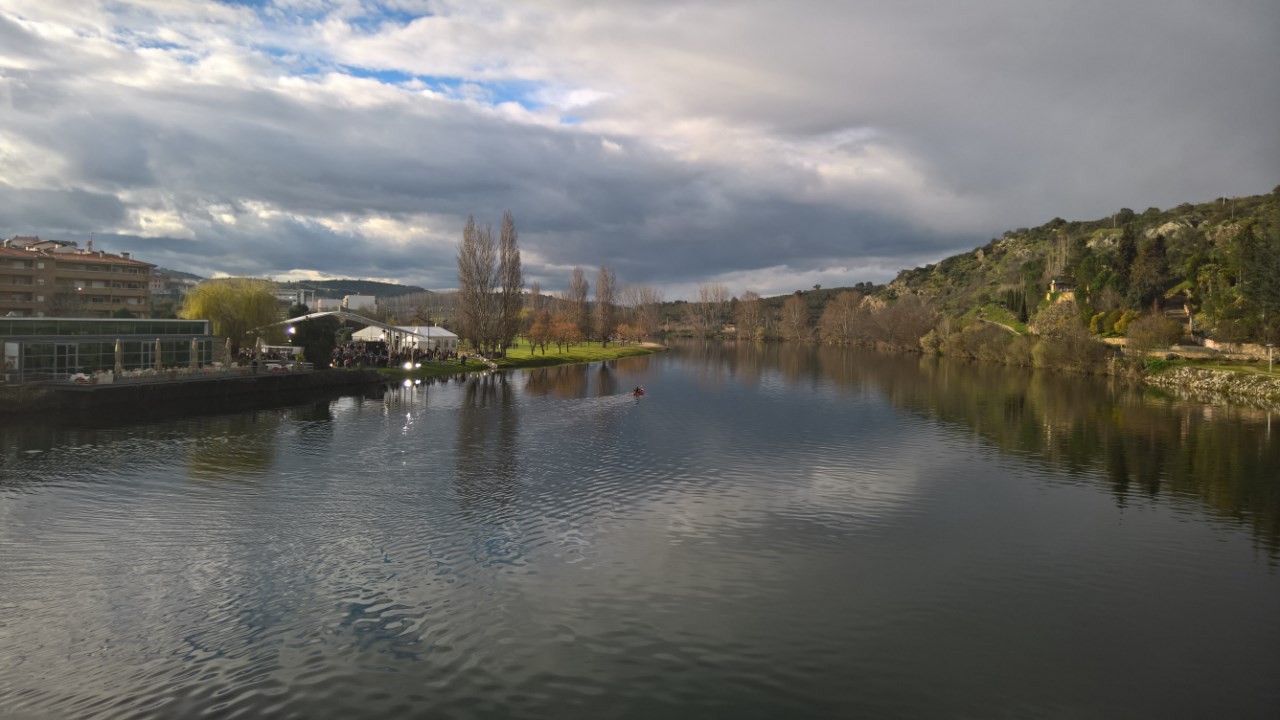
[1144,366,1280,406]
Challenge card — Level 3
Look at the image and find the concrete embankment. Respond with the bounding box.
[1144,366,1280,407]
[0,370,385,417]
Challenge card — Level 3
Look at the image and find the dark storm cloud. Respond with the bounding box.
[0,184,127,232]
[0,0,1276,295]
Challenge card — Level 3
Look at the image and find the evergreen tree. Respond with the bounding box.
[1128,235,1168,310]
[1114,223,1138,300]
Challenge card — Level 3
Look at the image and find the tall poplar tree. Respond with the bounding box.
[567,267,590,339]
[595,266,617,346]
[498,211,524,352]
[457,215,498,353]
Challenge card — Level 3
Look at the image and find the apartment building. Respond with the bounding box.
[0,236,154,318]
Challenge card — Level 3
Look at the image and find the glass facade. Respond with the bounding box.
[12,339,211,376]
[1,318,215,382]
[0,318,209,337]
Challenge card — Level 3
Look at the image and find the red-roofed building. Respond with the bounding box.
[1,236,155,318]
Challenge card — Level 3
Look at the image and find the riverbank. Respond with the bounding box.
[1143,364,1280,407]
[0,368,384,417]
[378,340,665,380]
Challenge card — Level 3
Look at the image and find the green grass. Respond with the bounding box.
[1144,356,1280,376]
[976,303,1029,334]
[377,340,663,379]
[490,340,659,370]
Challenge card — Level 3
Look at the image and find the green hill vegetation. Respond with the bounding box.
[659,186,1279,377]
[278,279,426,299]
[887,187,1280,346]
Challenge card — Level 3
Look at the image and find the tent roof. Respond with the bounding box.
[352,324,457,340]
[259,310,455,340]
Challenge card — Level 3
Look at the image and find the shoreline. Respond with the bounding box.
[1142,365,1280,408]
[378,341,666,380]
[0,369,385,418]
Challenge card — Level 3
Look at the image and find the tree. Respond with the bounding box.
[595,266,617,346]
[780,294,810,341]
[527,310,552,354]
[1126,313,1183,354]
[567,267,590,339]
[550,312,581,352]
[873,295,937,350]
[818,290,864,344]
[621,284,663,339]
[529,282,542,313]
[1115,223,1138,296]
[287,302,339,367]
[48,289,88,317]
[1235,222,1280,344]
[1128,235,1168,310]
[685,283,730,337]
[180,278,280,353]
[1030,300,1110,371]
[1032,299,1085,340]
[498,211,524,351]
[457,215,499,354]
[734,290,768,340]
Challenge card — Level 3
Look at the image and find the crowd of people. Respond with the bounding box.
[330,341,463,369]
[235,347,296,365]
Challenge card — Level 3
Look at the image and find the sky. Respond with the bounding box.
[0,0,1277,299]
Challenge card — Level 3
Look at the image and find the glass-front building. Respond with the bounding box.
[1,317,215,383]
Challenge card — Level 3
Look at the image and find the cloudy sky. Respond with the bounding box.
[1,0,1276,298]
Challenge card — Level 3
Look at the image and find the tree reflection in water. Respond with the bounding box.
[678,340,1280,556]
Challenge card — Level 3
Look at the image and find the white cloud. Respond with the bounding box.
[0,0,1276,297]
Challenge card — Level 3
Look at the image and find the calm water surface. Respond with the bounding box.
[2,342,1278,718]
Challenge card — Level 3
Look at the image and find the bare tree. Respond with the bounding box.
[529,282,542,312]
[595,266,617,346]
[780,293,811,341]
[498,210,524,352]
[621,283,663,338]
[874,295,937,350]
[685,283,730,337]
[567,267,590,339]
[734,290,767,340]
[818,290,864,344]
[528,309,552,354]
[457,215,498,353]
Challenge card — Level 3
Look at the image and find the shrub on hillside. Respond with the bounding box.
[1004,335,1033,366]
[1032,333,1111,372]
[1126,314,1184,354]
[1113,310,1142,335]
[942,323,1015,364]
[1030,300,1111,371]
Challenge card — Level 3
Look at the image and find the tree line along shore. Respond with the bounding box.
[171,189,1277,396]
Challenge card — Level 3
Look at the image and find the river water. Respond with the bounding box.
[1,342,1278,719]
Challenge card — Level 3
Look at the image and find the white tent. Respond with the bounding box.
[351,325,458,351]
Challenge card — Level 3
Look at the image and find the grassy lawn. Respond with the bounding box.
[376,339,663,379]
[490,339,659,369]
[975,303,1029,334]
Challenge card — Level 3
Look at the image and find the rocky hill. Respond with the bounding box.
[885,186,1280,344]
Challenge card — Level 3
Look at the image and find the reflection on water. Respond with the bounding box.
[1,343,1278,719]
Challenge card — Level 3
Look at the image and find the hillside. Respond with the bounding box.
[276,279,426,299]
[885,187,1280,344]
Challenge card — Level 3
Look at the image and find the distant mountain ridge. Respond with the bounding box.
[276,279,427,299]
[155,270,428,299]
